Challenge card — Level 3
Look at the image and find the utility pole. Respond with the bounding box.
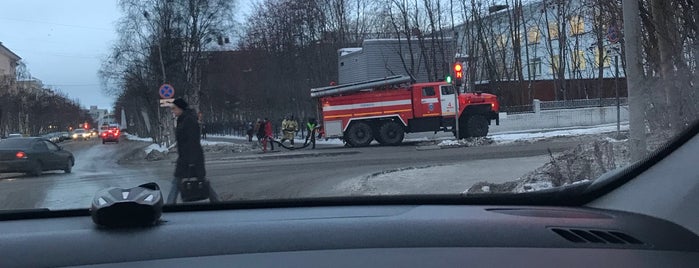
[614,53,620,138]
[623,0,648,160]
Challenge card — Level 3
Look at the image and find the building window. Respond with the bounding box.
[572,50,586,69]
[496,34,508,48]
[594,49,611,68]
[548,22,559,40]
[569,16,585,36]
[529,57,542,77]
[551,55,560,73]
[527,27,541,44]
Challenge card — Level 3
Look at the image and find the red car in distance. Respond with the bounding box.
[100,127,120,144]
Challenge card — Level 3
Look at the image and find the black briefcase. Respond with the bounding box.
[179,178,210,202]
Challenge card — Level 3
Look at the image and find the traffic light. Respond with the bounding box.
[445,75,452,84]
[453,62,463,86]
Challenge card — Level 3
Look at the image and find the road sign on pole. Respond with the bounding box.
[607,25,620,44]
[159,84,175,99]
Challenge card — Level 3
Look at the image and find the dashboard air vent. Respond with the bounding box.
[551,228,644,245]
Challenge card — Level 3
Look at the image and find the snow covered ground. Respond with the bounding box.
[144,144,168,154]
[123,133,154,143]
[337,123,631,195]
[210,134,346,145]
[332,155,552,196]
[209,123,629,147]
[200,140,236,146]
[490,123,629,144]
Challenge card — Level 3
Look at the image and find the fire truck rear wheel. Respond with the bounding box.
[346,122,373,147]
[378,121,405,146]
[465,115,489,137]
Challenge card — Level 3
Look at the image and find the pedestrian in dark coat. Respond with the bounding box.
[255,119,264,142]
[171,98,206,179]
[246,121,254,142]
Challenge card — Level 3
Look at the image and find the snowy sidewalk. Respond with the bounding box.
[331,155,551,196]
[332,123,629,196]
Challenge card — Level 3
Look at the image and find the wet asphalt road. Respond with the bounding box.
[0,138,171,210]
[0,135,592,211]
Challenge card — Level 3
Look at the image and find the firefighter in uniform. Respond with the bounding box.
[281,115,299,147]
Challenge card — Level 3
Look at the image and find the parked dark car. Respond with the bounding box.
[0,137,75,176]
[59,132,71,142]
[41,133,62,143]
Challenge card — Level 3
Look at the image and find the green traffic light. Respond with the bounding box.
[446,75,452,83]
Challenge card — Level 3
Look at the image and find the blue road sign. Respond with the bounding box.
[159,84,175,99]
[607,25,620,44]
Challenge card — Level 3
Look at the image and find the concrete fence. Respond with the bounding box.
[490,99,629,133]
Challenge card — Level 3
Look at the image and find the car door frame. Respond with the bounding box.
[43,140,66,169]
[439,85,456,116]
[31,140,54,169]
[414,86,441,118]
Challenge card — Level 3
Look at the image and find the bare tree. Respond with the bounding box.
[100,0,236,141]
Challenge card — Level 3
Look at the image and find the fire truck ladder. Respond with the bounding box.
[310,75,413,98]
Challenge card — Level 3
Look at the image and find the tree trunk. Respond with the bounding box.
[650,0,680,135]
[596,2,605,100]
[623,0,648,160]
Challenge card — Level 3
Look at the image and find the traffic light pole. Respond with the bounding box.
[454,85,460,140]
[453,61,464,140]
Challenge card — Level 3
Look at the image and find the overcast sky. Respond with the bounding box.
[1,0,254,112]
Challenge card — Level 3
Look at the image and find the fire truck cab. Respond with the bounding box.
[311,75,499,147]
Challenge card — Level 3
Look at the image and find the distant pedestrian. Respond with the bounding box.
[246,121,254,142]
[201,123,207,140]
[169,98,216,202]
[254,118,263,142]
[261,118,274,152]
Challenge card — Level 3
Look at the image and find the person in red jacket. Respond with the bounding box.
[261,118,274,152]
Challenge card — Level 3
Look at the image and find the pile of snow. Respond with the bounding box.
[200,140,232,146]
[201,141,255,153]
[437,137,494,148]
[467,139,630,194]
[144,144,168,154]
[123,133,154,143]
[491,124,629,144]
[144,143,169,161]
[209,135,248,141]
[438,140,460,146]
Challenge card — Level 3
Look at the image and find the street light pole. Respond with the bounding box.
[615,54,620,138]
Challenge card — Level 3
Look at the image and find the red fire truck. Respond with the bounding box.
[310,75,500,147]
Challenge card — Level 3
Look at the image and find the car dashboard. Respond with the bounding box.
[0,204,697,267]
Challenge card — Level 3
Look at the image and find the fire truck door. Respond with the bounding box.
[417,86,441,117]
[440,85,456,116]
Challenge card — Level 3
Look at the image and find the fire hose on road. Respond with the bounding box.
[267,130,322,151]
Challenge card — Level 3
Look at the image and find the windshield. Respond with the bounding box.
[0,0,696,211]
[0,139,34,149]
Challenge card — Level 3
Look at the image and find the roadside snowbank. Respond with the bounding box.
[123,133,154,142]
[144,144,168,154]
[467,137,630,194]
[490,124,629,144]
